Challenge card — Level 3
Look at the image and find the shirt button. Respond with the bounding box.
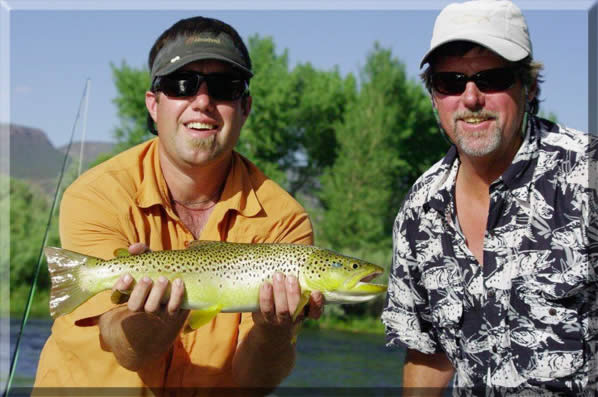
[549,308,557,316]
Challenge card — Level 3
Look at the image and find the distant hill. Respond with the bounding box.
[3,123,115,195]
[6,124,65,181]
[58,141,116,170]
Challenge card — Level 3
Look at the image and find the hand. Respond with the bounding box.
[232,272,325,387]
[253,272,324,328]
[112,273,186,316]
[109,242,187,315]
[97,243,189,371]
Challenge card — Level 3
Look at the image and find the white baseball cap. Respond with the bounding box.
[420,0,532,68]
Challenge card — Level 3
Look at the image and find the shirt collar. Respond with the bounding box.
[497,114,538,189]
[135,138,171,209]
[135,141,262,218]
[216,151,262,218]
[423,145,460,214]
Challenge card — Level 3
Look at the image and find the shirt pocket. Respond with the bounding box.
[422,265,464,359]
[511,276,585,381]
[428,288,464,362]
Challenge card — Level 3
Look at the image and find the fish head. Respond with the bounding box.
[300,249,387,304]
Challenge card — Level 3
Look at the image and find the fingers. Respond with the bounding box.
[272,273,291,324]
[258,272,305,326]
[144,276,168,313]
[128,276,152,312]
[113,273,134,293]
[307,291,325,320]
[167,279,185,315]
[285,275,301,316]
[122,275,185,316]
[258,282,276,324]
[128,242,149,255]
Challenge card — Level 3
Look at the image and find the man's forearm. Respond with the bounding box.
[403,349,454,396]
[232,322,297,389]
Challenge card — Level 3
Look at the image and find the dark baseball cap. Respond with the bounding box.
[150,31,253,81]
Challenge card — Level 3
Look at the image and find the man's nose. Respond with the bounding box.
[190,81,213,110]
[461,81,485,110]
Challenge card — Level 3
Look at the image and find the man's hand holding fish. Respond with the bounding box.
[97,243,190,372]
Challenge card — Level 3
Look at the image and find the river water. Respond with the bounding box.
[4,318,405,392]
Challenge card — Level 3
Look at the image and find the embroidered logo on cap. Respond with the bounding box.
[185,36,221,45]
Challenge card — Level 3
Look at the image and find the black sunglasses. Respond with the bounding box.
[431,67,517,95]
[153,71,248,101]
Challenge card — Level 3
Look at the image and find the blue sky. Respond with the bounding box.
[4,1,596,148]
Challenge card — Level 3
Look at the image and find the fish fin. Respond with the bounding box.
[110,289,131,304]
[113,248,130,258]
[291,324,301,345]
[291,291,311,322]
[184,305,223,332]
[44,247,100,318]
[289,291,311,344]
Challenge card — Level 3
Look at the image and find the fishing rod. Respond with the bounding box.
[3,79,91,397]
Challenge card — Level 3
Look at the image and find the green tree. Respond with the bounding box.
[236,35,299,184]
[111,61,153,151]
[286,63,355,196]
[319,43,445,252]
[9,177,61,315]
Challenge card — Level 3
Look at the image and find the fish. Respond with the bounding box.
[45,241,387,330]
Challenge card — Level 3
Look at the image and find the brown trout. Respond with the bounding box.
[45,241,387,329]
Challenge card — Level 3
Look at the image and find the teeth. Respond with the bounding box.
[463,117,487,124]
[186,122,216,130]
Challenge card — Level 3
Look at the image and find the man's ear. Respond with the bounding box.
[431,94,438,111]
[241,95,252,119]
[146,91,159,123]
[527,80,538,103]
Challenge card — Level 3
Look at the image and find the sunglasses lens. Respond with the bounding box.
[475,68,516,93]
[432,73,466,95]
[432,68,516,95]
[159,75,198,97]
[205,75,247,101]
[156,72,246,100]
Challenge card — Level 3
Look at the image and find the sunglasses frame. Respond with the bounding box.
[430,66,518,96]
[152,71,249,101]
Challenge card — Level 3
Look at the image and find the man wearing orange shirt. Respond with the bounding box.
[34,16,324,394]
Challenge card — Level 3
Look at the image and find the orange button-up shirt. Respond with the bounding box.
[34,138,313,393]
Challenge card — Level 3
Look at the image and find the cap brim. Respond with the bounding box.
[420,34,530,68]
[154,53,254,79]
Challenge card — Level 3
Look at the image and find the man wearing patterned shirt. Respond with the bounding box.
[382,0,597,395]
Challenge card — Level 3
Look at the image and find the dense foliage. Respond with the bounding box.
[8,177,60,316]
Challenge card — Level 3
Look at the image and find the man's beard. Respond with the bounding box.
[451,110,501,157]
[186,134,216,150]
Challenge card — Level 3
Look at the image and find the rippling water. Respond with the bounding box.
[3,318,405,391]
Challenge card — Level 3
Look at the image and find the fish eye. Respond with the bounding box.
[352,264,359,269]
[332,262,342,268]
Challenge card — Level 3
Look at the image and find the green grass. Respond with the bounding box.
[304,313,385,334]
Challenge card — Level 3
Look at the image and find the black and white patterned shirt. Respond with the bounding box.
[382,116,598,395]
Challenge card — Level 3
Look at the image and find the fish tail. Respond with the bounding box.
[44,247,100,318]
